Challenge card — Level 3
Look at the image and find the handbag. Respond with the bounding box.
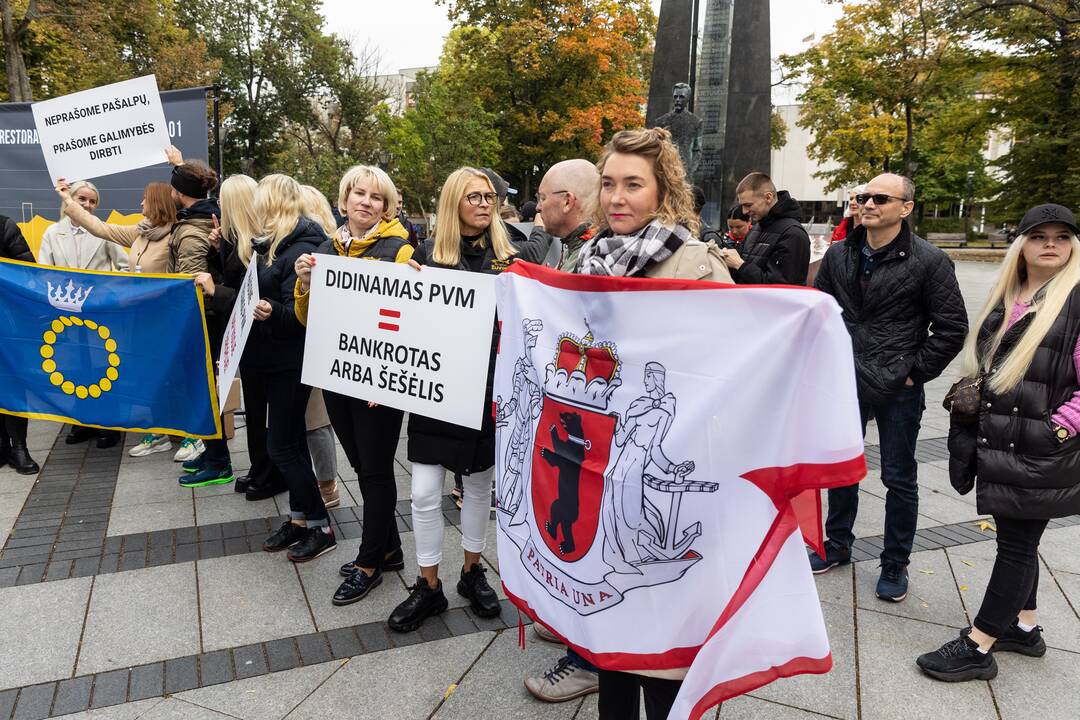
[942,374,983,417]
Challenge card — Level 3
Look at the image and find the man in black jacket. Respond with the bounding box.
[811,173,967,603]
[0,214,41,474]
[720,172,810,285]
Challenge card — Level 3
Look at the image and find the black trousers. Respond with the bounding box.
[325,392,402,568]
[597,670,682,720]
[243,367,326,524]
[240,370,285,491]
[202,437,231,470]
[0,415,28,446]
[973,516,1049,637]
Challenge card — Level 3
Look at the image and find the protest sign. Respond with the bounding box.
[216,258,260,401]
[302,254,497,430]
[31,75,170,183]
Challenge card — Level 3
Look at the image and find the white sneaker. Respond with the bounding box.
[174,438,205,462]
[534,623,561,644]
[129,434,172,457]
[524,656,598,702]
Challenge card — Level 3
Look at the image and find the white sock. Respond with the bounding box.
[1017,621,1036,632]
[975,645,989,654]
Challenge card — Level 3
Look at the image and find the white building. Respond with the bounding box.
[769,104,847,222]
[374,66,438,116]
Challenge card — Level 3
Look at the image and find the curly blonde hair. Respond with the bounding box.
[596,127,701,237]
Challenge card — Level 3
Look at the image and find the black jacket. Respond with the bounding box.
[949,286,1080,519]
[0,215,33,262]
[203,236,247,360]
[733,191,810,285]
[406,232,518,474]
[241,218,327,372]
[815,223,967,404]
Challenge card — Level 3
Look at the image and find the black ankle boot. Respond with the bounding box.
[0,437,9,469]
[8,443,39,475]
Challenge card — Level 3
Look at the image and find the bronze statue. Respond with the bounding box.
[650,83,703,176]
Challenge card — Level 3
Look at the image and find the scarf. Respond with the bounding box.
[332,218,408,257]
[137,218,173,243]
[576,219,690,277]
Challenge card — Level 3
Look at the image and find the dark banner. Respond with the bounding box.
[0,87,209,222]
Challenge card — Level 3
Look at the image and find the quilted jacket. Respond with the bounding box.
[815,223,968,405]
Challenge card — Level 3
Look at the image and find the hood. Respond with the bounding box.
[762,191,802,225]
[280,217,329,253]
[177,197,220,223]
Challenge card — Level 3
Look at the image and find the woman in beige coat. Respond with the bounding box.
[39,181,129,272]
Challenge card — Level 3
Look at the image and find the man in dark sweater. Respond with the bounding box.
[720,172,810,285]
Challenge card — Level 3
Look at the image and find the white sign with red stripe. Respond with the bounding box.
[301,253,497,430]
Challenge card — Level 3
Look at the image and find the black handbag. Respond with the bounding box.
[942,375,983,418]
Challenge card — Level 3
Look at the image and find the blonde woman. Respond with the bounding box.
[299,185,339,237]
[918,204,1080,682]
[40,181,129,272]
[242,174,333,562]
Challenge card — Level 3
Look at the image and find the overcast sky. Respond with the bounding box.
[321,0,843,102]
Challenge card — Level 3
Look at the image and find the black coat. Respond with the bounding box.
[815,223,967,405]
[949,286,1080,519]
[203,236,247,360]
[241,218,327,372]
[0,215,33,262]
[733,191,810,285]
[406,232,518,474]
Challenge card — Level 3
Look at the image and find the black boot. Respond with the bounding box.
[458,563,501,618]
[66,425,95,445]
[8,443,39,475]
[96,430,120,449]
[0,435,9,469]
[388,576,448,632]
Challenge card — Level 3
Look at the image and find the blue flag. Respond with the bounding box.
[0,258,220,438]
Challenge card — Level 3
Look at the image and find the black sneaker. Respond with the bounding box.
[876,562,909,602]
[807,542,851,574]
[965,623,1047,657]
[288,527,337,563]
[332,568,383,606]
[917,633,998,682]
[458,563,500,618]
[338,547,405,578]
[246,483,287,501]
[262,521,306,552]
[388,576,448,632]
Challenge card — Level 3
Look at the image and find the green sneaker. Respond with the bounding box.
[179,465,234,488]
[182,454,206,473]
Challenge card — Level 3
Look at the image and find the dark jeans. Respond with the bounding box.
[244,368,326,525]
[597,670,682,720]
[202,437,231,470]
[566,648,598,673]
[973,516,1048,637]
[240,371,286,491]
[826,383,924,566]
[324,391,403,568]
[0,414,27,446]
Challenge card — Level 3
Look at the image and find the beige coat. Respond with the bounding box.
[62,202,174,274]
[38,217,129,271]
[645,239,733,283]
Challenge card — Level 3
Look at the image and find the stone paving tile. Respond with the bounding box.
[992,647,1080,719]
[0,577,91,691]
[720,696,824,719]
[51,698,164,719]
[855,548,969,629]
[128,697,235,719]
[193,494,277,526]
[1038,524,1080,575]
[174,660,343,720]
[106,501,193,538]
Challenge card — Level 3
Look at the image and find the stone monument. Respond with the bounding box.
[651,83,704,176]
[645,0,696,128]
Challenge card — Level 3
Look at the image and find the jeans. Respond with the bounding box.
[324,392,403,569]
[973,516,1048,637]
[411,463,491,567]
[826,383,924,566]
[240,371,286,491]
[597,670,682,720]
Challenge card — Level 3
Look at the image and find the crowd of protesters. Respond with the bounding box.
[2,123,1079,717]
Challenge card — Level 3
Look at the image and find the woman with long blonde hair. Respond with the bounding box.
[918,204,1080,682]
[298,185,339,238]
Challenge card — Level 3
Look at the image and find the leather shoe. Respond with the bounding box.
[234,474,251,494]
[8,443,39,475]
[388,576,448,632]
[66,426,95,445]
[246,483,286,501]
[457,563,500,618]
[333,568,383,605]
[96,431,120,449]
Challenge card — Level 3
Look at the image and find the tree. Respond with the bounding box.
[1,0,36,100]
[435,0,656,197]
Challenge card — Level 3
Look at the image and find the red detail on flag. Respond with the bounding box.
[378,322,399,332]
[379,308,401,319]
[792,489,825,559]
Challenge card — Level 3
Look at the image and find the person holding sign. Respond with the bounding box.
[387,167,522,632]
[293,165,414,605]
[0,214,40,475]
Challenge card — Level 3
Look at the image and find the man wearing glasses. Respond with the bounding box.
[532,159,601,271]
[811,173,967,604]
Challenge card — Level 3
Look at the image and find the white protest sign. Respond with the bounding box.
[31,75,169,182]
[216,259,260,402]
[302,254,497,430]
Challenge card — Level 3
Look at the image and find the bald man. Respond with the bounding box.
[532,159,601,271]
[812,172,967,603]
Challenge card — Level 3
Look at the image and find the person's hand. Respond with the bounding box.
[54,178,71,202]
[296,253,315,292]
[165,145,183,166]
[193,272,216,297]
[368,401,379,408]
[208,214,222,251]
[406,259,422,272]
[253,299,272,321]
[533,213,545,230]
[905,377,915,387]
[719,248,744,270]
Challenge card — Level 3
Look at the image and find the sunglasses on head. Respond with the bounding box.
[855,193,906,206]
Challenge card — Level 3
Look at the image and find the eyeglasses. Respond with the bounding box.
[855,193,908,206]
[465,192,498,206]
[536,190,569,204]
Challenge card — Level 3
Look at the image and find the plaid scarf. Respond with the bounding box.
[576,219,690,277]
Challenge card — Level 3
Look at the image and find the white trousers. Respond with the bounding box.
[410,463,491,567]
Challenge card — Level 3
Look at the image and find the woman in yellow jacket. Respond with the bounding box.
[293,165,413,605]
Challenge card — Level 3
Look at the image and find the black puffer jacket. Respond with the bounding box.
[0,215,33,261]
[815,223,967,404]
[733,191,810,285]
[241,218,327,372]
[949,286,1080,519]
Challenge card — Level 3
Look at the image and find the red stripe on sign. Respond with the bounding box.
[379,308,401,318]
[378,322,399,332]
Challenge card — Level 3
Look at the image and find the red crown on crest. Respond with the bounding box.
[544,322,621,411]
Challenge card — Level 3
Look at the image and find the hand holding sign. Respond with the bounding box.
[165,144,183,166]
[295,253,316,293]
[54,177,71,201]
[253,299,272,322]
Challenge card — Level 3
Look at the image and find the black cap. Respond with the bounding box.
[479,168,516,200]
[1017,204,1079,236]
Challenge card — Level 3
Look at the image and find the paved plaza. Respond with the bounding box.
[1,260,1078,719]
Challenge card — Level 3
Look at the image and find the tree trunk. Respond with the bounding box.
[902,101,915,178]
[1,0,33,101]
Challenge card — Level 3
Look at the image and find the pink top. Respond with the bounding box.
[1007,301,1080,436]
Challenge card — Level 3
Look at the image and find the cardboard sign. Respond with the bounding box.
[216,258,259,403]
[302,254,497,430]
[31,75,170,182]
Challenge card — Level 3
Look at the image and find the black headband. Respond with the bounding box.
[170,166,207,199]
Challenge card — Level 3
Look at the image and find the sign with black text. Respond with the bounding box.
[216,259,259,399]
[301,255,497,430]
